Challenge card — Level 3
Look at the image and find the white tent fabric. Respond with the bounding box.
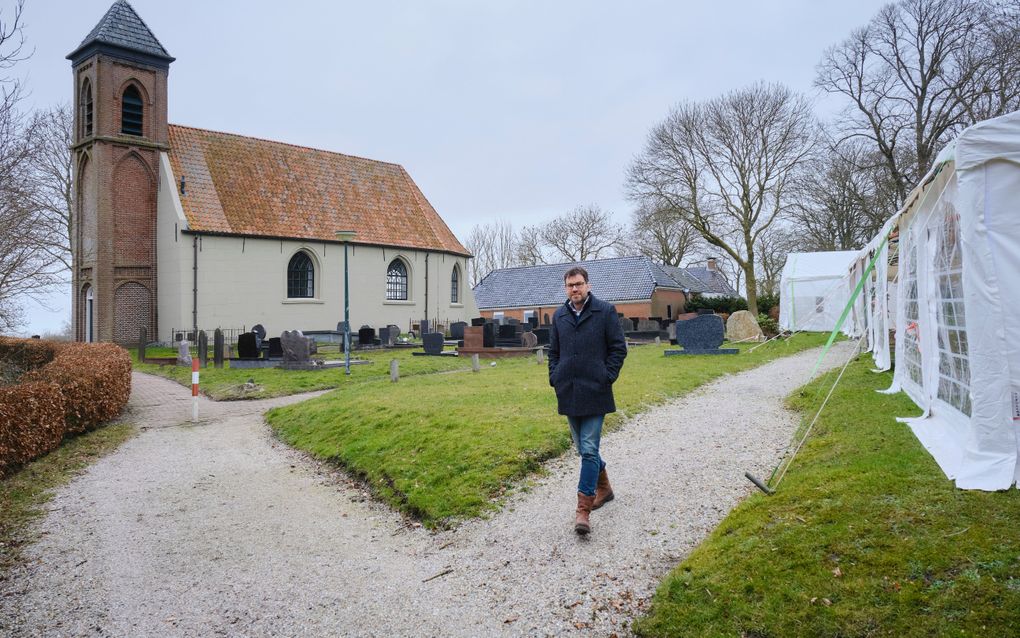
[778,251,859,333]
[859,109,1020,490]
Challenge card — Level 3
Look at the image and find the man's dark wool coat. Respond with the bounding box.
[548,293,628,417]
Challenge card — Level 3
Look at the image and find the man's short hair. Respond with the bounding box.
[563,266,589,283]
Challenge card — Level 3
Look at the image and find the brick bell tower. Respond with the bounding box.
[67,1,173,343]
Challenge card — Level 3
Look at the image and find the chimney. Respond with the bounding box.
[707,257,717,271]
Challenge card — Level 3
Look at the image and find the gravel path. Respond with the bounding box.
[1,343,853,637]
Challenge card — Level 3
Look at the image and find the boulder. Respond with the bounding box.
[726,310,764,342]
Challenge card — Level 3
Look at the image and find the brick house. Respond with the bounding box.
[69,1,477,344]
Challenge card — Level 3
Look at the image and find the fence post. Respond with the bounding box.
[214,328,224,368]
[472,353,480,372]
[390,358,399,382]
[138,326,147,363]
[198,330,208,368]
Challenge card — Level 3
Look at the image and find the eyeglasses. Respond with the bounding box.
[565,281,588,289]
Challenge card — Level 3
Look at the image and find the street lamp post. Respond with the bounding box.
[336,230,357,375]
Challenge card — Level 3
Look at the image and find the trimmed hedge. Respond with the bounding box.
[0,338,131,475]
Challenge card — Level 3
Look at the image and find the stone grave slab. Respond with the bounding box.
[665,314,737,356]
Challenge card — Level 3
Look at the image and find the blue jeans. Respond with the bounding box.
[568,415,606,496]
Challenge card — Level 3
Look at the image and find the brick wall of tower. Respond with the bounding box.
[71,52,168,344]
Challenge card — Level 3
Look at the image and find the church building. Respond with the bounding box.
[69,1,478,344]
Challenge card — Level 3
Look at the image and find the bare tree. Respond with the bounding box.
[627,82,818,315]
[816,0,1020,204]
[755,224,801,297]
[464,220,517,286]
[619,200,700,266]
[0,0,62,332]
[515,224,547,267]
[24,104,73,272]
[543,204,623,262]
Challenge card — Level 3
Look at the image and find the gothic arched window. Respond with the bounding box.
[81,79,94,138]
[387,259,408,300]
[287,251,314,298]
[450,265,460,303]
[121,85,143,136]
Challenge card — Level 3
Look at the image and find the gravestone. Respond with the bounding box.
[419,319,430,335]
[696,308,715,315]
[281,330,312,362]
[726,310,765,342]
[422,332,445,355]
[237,332,260,359]
[506,317,519,326]
[252,324,267,350]
[521,331,538,348]
[471,317,487,327]
[543,313,550,324]
[138,326,147,363]
[533,328,551,346]
[390,359,399,382]
[378,326,395,347]
[463,326,483,350]
[213,329,224,368]
[198,331,208,368]
[358,326,376,346]
[450,321,467,340]
[267,337,283,359]
[498,324,519,339]
[336,321,348,335]
[620,316,635,334]
[387,324,401,339]
[527,315,539,329]
[665,315,738,356]
[177,340,192,366]
[637,319,660,332]
[482,322,496,348]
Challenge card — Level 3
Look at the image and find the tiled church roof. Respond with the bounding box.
[166,125,470,257]
[68,0,173,62]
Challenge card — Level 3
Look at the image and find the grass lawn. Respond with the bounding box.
[633,355,1020,637]
[133,346,470,400]
[0,424,136,575]
[266,333,829,528]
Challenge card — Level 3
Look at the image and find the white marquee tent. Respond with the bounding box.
[853,109,1020,490]
[778,251,860,333]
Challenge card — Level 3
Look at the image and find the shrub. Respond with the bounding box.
[0,339,131,474]
[756,292,780,316]
[0,382,65,475]
[688,294,747,314]
[757,312,779,337]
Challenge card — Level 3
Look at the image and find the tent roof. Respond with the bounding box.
[781,251,859,283]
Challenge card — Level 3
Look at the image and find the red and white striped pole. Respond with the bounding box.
[191,357,199,422]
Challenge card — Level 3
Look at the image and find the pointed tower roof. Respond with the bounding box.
[67,0,174,68]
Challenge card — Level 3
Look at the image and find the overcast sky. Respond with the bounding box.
[9,0,890,336]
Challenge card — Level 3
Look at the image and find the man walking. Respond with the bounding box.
[548,266,627,535]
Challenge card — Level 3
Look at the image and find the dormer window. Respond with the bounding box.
[81,79,94,138]
[121,85,143,136]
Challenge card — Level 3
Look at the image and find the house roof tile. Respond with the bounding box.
[166,124,469,256]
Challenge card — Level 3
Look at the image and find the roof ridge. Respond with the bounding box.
[482,254,646,275]
[168,123,405,169]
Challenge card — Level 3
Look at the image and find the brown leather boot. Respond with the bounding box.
[575,492,594,535]
[592,468,614,510]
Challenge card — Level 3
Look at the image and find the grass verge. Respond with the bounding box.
[267,333,829,528]
[633,355,1020,637]
[0,424,136,575]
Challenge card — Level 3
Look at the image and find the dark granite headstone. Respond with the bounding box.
[281,330,312,362]
[498,324,518,339]
[198,331,208,368]
[422,332,445,355]
[358,326,376,346]
[665,315,737,356]
[506,317,519,326]
[419,319,430,335]
[527,315,539,329]
[268,337,283,359]
[533,328,550,345]
[450,321,467,340]
[482,322,496,348]
[471,317,487,327]
[543,313,550,324]
[238,332,260,359]
[378,327,395,347]
[637,319,660,332]
[620,316,634,334]
[252,324,267,351]
[213,328,224,368]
